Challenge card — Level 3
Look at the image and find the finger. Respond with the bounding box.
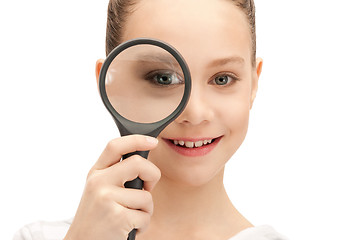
[105,155,161,192]
[93,135,158,170]
[121,208,151,234]
[111,187,154,215]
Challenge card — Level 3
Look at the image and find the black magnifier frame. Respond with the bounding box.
[98,38,191,240]
[99,38,191,137]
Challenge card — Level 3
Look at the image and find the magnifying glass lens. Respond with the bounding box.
[105,44,185,123]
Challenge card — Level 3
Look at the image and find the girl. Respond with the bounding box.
[14,0,288,239]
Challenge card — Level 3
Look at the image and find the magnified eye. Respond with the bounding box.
[146,70,183,86]
[156,72,173,85]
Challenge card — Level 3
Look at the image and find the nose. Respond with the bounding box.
[175,83,214,125]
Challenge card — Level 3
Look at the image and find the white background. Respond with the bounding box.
[1,0,359,239]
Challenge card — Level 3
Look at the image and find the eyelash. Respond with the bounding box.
[210,72,240,86]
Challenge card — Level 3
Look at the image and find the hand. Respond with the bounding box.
[64,135,161,240]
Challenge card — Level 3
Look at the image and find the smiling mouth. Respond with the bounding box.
[170,139,215,148]
[163,136,222,157]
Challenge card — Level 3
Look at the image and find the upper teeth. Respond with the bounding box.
[173,139,213,148]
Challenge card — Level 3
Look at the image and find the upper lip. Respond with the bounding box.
[163,136,221,142]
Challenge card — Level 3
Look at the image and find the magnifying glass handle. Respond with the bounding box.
[122,150,149,240]
[127,229,137,240]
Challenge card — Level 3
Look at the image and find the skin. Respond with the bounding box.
[66,0,263,239]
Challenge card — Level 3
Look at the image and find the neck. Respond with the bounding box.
[148,168,251,237]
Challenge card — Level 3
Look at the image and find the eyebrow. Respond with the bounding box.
[207,56,245,68]
[135,53,178,66]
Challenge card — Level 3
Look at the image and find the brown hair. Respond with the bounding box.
[106,0,256,66]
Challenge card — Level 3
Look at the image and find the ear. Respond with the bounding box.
[95,59,105,90]
[250,57,263,109]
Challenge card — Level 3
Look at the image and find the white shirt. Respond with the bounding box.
[13,219,288,240]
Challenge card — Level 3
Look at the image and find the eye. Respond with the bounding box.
[155,72,175,85]
[214,75,230,85]
[211,73,239,86]
[146,70,183,86]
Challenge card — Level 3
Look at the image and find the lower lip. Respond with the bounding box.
[164,137,222,157]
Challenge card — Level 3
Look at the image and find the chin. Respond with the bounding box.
[149,154,225,189]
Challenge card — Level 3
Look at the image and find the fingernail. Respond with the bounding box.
[146,136,158,144]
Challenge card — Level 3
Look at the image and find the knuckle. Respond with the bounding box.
[85,173,103,193]
[128,155,144,166]
[97,188,112,203]
[105,138,118,152]
[84,178,114,204]
[86,167,96,180]
[85,174,98,190]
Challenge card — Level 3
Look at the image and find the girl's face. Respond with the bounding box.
[118,0,262,187]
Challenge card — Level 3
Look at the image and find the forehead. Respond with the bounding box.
[122,0,252,68]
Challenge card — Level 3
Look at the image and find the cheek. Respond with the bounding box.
[219,93,250,152]
[231,109,249,146]
[223,109,250,157]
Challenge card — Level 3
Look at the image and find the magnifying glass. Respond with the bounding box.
[98,38,191,240]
